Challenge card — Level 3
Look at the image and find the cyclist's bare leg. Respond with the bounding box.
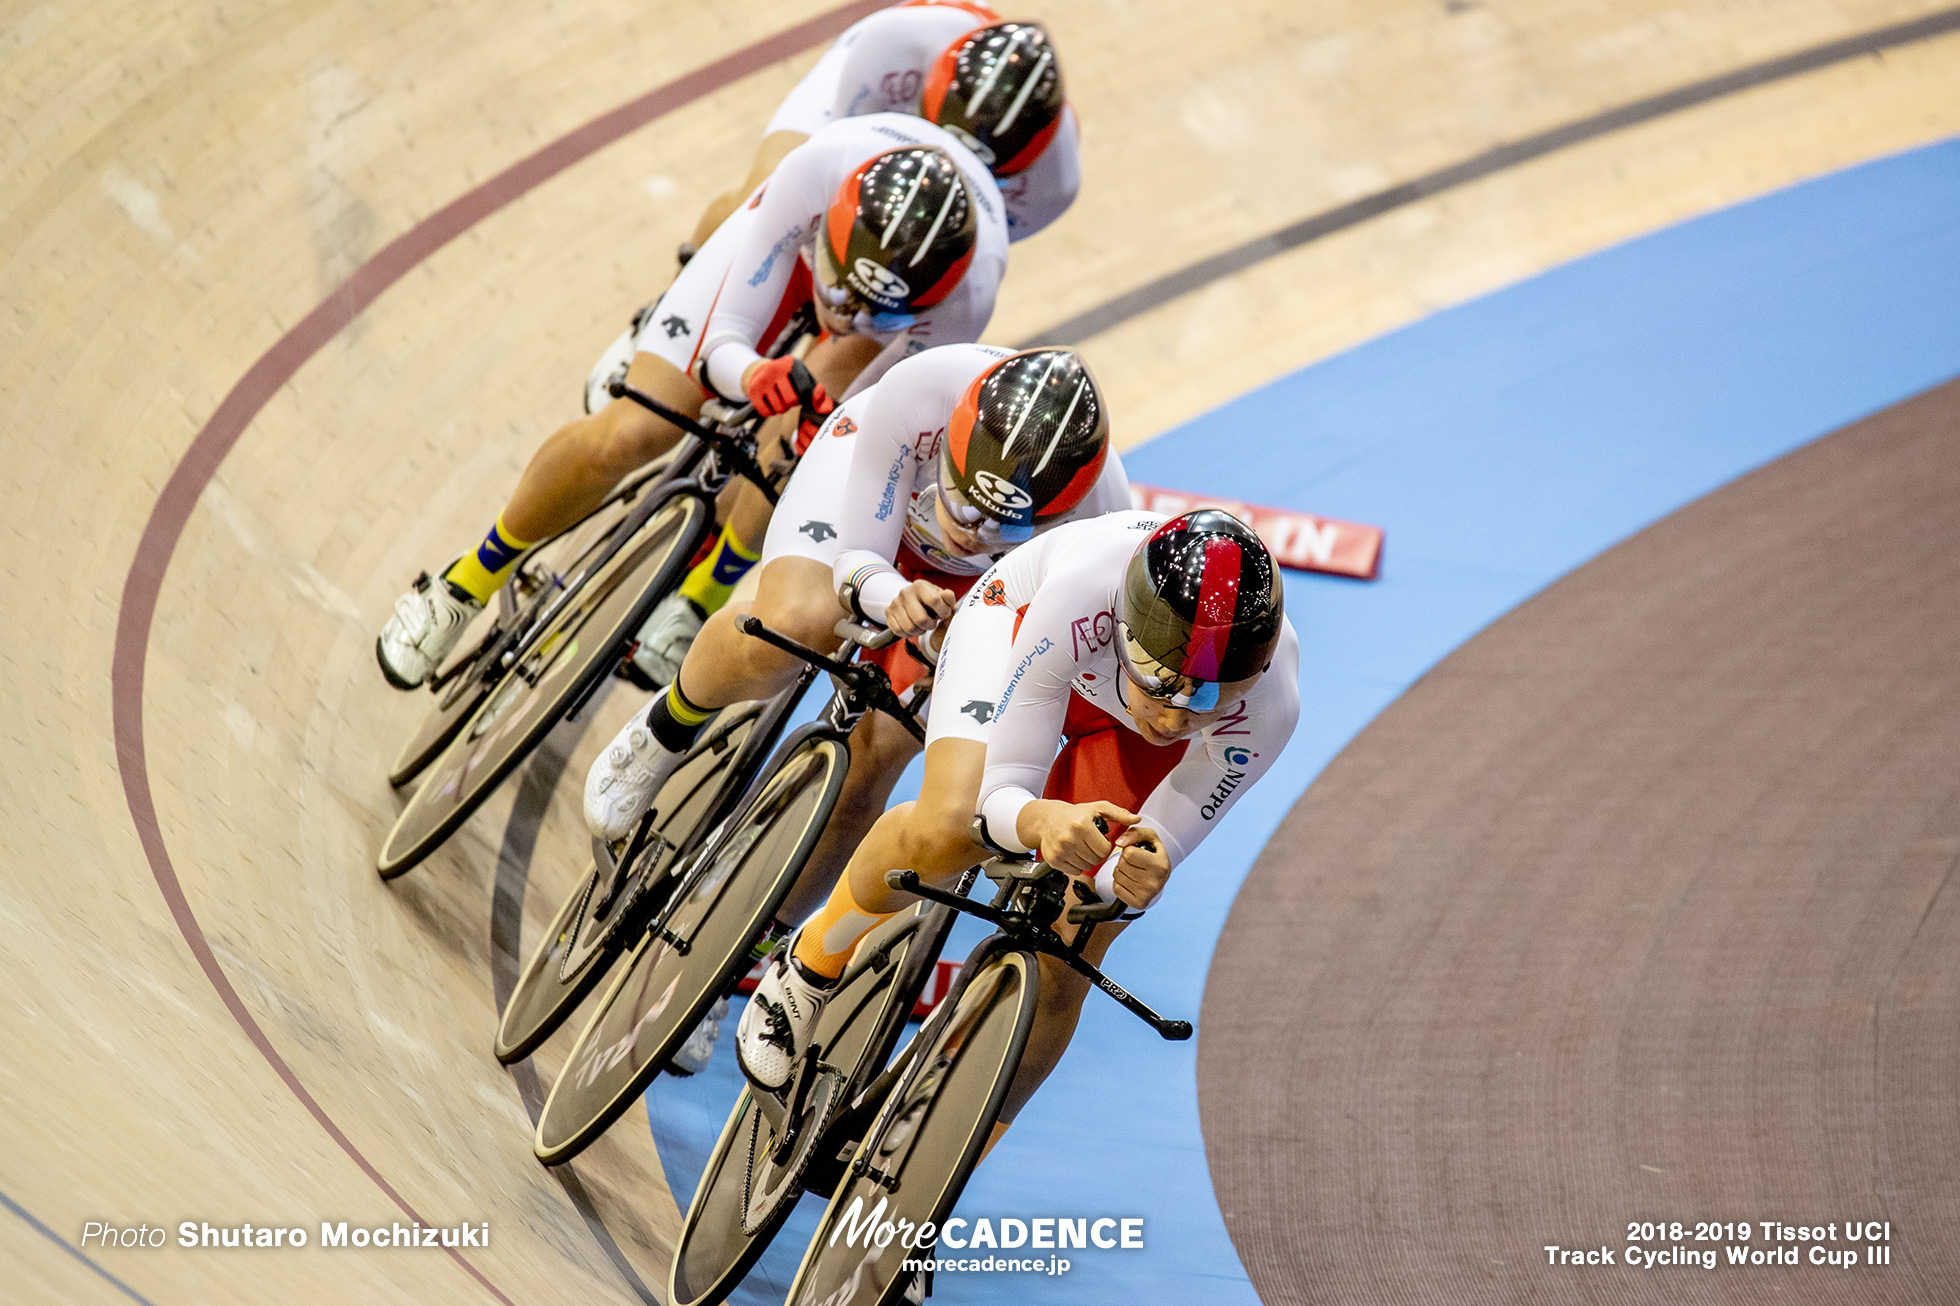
[781,739,986,979]
[675,557,845,709]
[843,738,991,910]
[687,130,808,250]
[778,710,924,922]
[500,351,698,542]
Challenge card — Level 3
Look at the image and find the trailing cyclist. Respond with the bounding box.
[736,509,1299,1119]
[686,3,1076,254]
[581,344,1128,1051]
[374,113,1009,690]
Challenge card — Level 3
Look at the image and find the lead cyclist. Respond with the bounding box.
[735,509,1300,1130]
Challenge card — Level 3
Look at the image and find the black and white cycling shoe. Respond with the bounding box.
[734,940,836,1093]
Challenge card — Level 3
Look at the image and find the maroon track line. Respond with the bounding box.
[107,3,884,1301]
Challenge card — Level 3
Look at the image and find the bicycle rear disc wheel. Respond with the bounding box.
[533,734,848,1165]
[376,488,711,877]
[785,950,1038,1306]
[669,905,945,1306]
[494,697,777,1064]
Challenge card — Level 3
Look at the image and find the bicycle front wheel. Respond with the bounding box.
[669,904,950,1306]
[494,695,783,1065]
[376,487,711,877]
[785,947,1039,1306]
[533,732,848,1165]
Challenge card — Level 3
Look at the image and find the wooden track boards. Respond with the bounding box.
[3,0,1958,1301]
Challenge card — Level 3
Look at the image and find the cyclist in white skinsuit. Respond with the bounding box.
[375,117,999,692]
[736,510,1300,1114]
[688,1,1081,248]
[583,344,1127,1071]
[614,10,1084,683]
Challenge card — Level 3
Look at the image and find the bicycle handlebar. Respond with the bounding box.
[607,380,780,505]
[834,618,898,650]
[881,865,1190,1041]
[735,615,926,743]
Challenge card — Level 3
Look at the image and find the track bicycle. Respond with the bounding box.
[374,369,799,878]
[666,873,970,1306]
[530,615,931,1166]
[492,673,814,1064]
[766,830,1189,1306]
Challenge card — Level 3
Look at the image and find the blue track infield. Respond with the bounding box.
[646,135,1960,1304]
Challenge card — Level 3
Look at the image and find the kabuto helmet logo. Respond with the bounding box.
[970,469,1033,516]
[849,258,911,308]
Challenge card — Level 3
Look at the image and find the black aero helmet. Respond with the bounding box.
[938,348,1109,544]
[922,22,1065,177]
[819,146,976,318]
[1118,511,1284,708]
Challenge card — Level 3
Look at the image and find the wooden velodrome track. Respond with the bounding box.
[5,0,1959,1302]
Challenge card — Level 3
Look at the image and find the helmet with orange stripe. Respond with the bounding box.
[900,0,1002,18]
[815,146,976,326]
[1118,511,1284,710]
[923,22,1065,177]
[935,348,1109,548]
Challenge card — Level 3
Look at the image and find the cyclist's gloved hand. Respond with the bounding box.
[1109,826,1170,910]
[744,356,833,423]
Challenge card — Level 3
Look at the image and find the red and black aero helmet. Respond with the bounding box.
[1119,511,1284,708]
[923,22,1065,177]
[820,147,977,318]
[938,348,1109,544]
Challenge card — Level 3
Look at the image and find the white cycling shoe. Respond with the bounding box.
[736,941,836,1093]
[583,708,687,841]
[376,571,483,690]
[630,591,705,687]
[665,996,728,1078]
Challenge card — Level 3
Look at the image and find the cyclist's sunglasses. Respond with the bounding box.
[1115,623,1221,711]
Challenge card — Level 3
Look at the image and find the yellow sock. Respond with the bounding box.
[445,514,535,603]
[793,874,900,980]
[677,523,762,616]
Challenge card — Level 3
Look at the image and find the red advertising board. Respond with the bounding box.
[1128,483,1383,579]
